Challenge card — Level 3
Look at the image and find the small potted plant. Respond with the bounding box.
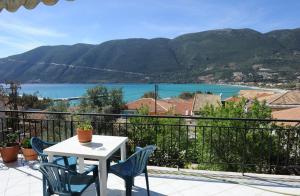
[21,137,38,161]
[0,132,20,163]
[76,120,93,143]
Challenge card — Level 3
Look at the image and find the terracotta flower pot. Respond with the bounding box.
[21,147,38,161]
[77,129,93,143]
[1,145,19,163]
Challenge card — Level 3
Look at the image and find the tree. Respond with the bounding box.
[46,101,71,141]
[178,92,195,99]
[178,91,210,100]
[79,86,109,113]
[0,84,6,98]
[2,81,53,111]
[48,101,69,113]
[199,98,271,119]
[19,93,52,110]
[141,91,156,99]
[79,85,124,114]
[5,81,20,110]
[128,106,188,167]
[3,81,21,131]
[77,86,125,135]
[87,86,109,110]
[47,101,70,120]
[109,88,124,114]
[196,98,274,172]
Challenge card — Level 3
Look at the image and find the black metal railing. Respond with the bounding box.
[0,110,299,175]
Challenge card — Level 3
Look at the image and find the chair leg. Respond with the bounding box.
[42,177,51,196]
[95,178,100,196]
[45,190,51,196]
[42,176,47,196]
[125,178,133,196]
[92,167,100,196]
[145,168,150,196]
[106,159,111,178]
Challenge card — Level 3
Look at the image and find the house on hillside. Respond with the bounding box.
[125,98,194,116]
[229,90,300,112]
[162,98,193,116]
[126,94,223,116]
[238,90,276,100]
[192,94,221,115]
[272,107,300,126]
[225,90,277,104]
[264,91,300,111]
[125,98,171,115]
[224,96,243,103]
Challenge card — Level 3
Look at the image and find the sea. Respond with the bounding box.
[18,83,250,103]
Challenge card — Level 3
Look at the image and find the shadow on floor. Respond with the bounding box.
[243,174,300,188]
[148,172,300,189]
[83,185,166,196]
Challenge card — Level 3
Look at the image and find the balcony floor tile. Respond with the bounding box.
[1,158,300,196]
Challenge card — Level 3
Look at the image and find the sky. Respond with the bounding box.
[0,0,300,58]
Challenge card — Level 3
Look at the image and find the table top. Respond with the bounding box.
[44,135,128,160]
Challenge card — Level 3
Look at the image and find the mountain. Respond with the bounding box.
[0,28,300,83]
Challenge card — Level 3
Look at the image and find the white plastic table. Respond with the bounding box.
[44,135,128,196]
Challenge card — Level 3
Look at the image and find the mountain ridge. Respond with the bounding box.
[0,28,300,83]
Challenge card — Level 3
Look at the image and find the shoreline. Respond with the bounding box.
[223,83,287,93]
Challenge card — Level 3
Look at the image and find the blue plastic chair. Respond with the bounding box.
[31,137,98,195]
[109,145,156,196]
[39,163,100,196]
[30,137,77,168]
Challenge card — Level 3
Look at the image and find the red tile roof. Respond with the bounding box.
[239,90,275,100]
[267,91,300,105]
[272,107,300,126]
[224,96,243,103]
[192,94,221,112]
[125,98,172,114]
[125,98,193,115]
[162,98,194,115]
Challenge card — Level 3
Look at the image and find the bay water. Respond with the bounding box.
[19,83,250,102]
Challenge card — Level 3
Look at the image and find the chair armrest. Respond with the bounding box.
[81,165,98,176]
[135,147,143,152]
[43,141,57,147]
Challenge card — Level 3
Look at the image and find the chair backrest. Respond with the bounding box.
[126,145,156,177]
[39,163,76,195]
[31,137,53,162]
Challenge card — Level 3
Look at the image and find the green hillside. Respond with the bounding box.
[0,28,299,83]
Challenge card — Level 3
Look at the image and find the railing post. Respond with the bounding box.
[178,117,181,169]
[242,121,247,176]
[268,130,272,174]
[70,115,74,137]
[125,116,128,137]
[125,115,128,158]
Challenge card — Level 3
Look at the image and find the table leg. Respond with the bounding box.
[121,142,126,161]
[78,157,84,173]
[99,159,107,196]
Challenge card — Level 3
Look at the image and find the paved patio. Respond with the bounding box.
[1,157,300,196]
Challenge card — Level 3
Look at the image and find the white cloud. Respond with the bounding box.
[0,19,67,37]
[0,17,68,57]
[0,35,45,58]
[0,35,42,50]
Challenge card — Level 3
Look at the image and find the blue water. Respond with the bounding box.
[19,83,250,102]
